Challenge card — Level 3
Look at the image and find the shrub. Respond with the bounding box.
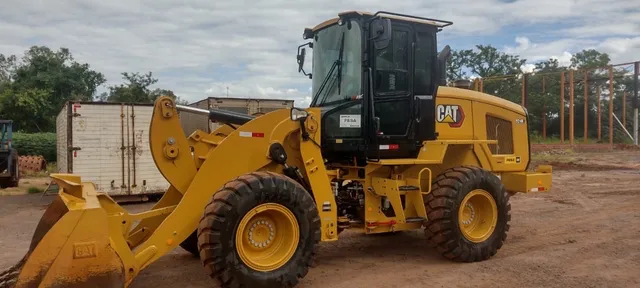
[12,132,57,163]
[27,186,43,194]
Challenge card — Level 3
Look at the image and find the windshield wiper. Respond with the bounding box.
[312,60,338,106]
[337,31,345,95]
[311,32,346,106]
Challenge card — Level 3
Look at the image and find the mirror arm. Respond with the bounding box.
[299,118,310,140]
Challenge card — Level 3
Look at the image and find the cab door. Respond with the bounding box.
[369,23,416,159]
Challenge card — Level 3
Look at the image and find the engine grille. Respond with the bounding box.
[486,115,514,154]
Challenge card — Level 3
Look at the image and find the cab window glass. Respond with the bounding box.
[374,30,409,94]
[414,30,436,95]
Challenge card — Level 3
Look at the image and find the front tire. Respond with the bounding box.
[197,172,321,288]
[424,166,511,262]
[179,231,199,257]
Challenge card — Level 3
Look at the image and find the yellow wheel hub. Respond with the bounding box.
[235,203,299,272]
[458,189,498,243]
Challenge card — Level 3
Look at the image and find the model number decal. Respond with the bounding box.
[339,115,361,128]
[505,156,521,164]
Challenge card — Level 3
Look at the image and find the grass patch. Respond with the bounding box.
[45,162,57,173]
[27,186,44,194]
[22,162,57,178]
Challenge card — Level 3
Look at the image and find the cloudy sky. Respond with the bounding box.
[1,0,639,106]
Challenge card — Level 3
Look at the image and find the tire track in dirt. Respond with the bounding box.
[502,200,639,257]
[5,150,640,288]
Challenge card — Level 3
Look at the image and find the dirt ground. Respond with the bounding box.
[1,150,640,288]
[0,177,50,196]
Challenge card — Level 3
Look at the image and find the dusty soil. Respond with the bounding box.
[0,177,50,196]
[2,150,640,288]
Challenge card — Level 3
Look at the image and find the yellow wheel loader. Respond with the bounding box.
[0,11,552,288]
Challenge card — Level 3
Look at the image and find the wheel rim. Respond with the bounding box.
[235,203,299,272]
[458,189,498,243]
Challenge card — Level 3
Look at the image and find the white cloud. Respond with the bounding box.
[594,37,640,63]
[551,52,574,67]
[499,0,640,70]
[520,63,536,73]
[1,0,638,107]
[503,36,591,65]
[204,82,311,106]
[503,35,639,70]
[564,23,640,38]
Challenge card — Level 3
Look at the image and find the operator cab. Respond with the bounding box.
[296,11,452,164]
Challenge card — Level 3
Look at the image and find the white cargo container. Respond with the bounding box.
[56,101,169,199]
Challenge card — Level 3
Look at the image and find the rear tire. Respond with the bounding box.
[197,172,320,288]
[424,166,510,262]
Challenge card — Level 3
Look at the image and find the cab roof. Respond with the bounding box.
[309,11,453,32]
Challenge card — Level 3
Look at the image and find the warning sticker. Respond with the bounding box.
[339,115,361,128]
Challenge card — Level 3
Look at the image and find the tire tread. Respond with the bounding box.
[197,172,320,288]
[424,165,510,263]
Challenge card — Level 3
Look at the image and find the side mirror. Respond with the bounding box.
[371,18,392,50]
[290,107,308,121]
[297,48,306,73]
[436,45,452,86]
[297,42,312,79]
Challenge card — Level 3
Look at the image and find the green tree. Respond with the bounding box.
[526,58,568,139]
[0,54,17,83]
[445,45,527,102]
[524,49,634,143]
[105,72,159,103]
[102,71,188,104]
[150,88,189,105]
[567,49,626,142]
[446,49,473,82]
[0,46,106,132]
[570,49,611,69]
[0,87,51,132]
[463,45,527,103]
[466,45,526,77]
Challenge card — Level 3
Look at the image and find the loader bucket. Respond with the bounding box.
[1,174,125,288]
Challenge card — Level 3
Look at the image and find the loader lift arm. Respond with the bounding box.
[129,97,335,273]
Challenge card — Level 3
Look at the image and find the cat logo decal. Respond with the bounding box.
[436,105,465,128]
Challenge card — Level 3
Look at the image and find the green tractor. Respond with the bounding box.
[0,120,19,188]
